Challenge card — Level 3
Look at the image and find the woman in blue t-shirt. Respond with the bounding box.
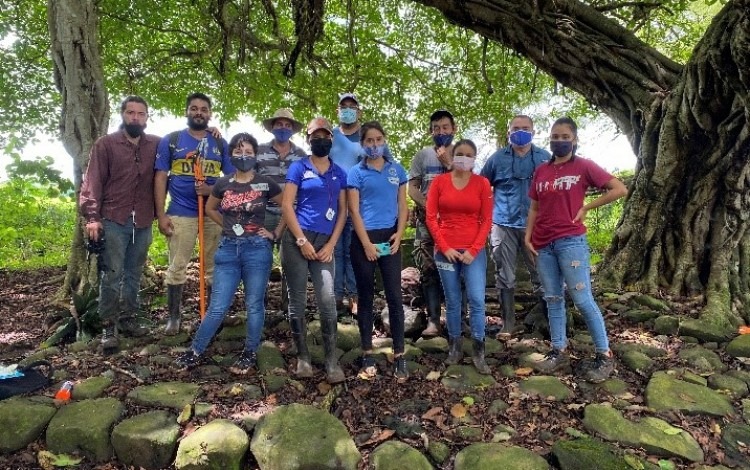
[175,133,283,374]
[281,117,348,384]
[347,121,409,382]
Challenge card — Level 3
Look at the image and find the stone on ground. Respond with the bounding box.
[369,441,433,470]
[720,424,750,468]
[71,375,113,400]
[250,403,360,469]
[175,419,248,470]
[112,410,179,470]
[518,376,572,400]
[678,319,732,343]
[619,350,653,374]
[0,397,57,453]
[726,334,750,358]
[453,443,549,470]
[441,365,496,392]
[707,374,749,398]
[257,341,286,374]
[552,438,636,470]
[582,403,704,462]
[416,337,449,354]
[678,346,726,373]
[629,294,670,311]
[46,398,124,462]
[127,381,200,410]
[335,323,361,351]
[645,371,734,417]
[653,315,679,335]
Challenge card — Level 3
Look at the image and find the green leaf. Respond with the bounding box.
[662,426,683,435]
[658,459,675,470]
[38,450,83,467]
[462,396,475,406]
[623,454,645,470]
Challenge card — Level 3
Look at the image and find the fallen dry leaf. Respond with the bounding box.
[425,370,441,381]
[361,428,396,446]
[450,403,467,418]
[515,367,534,376]
[422,407,443,421]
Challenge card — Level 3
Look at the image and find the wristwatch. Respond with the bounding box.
[296,237,308,247]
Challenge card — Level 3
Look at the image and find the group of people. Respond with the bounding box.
[79,91,626,385]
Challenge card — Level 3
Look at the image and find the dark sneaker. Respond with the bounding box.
[583,353,614,383]
[357,355,377,379]
[101,326,119,350]
[533,349,570,374]
[393,356,409,382]
[175,350,202,369]
[229,350,257,375]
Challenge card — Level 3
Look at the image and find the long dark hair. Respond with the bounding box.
[360,121,386,143]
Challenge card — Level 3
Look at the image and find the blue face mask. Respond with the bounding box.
[550,140,574,157]
[272,128,293,143]
[364,143,388,160]
[509,130,533,146]
[338,108,358,125]
[433,134,453,148]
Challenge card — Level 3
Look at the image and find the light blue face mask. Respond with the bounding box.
[339,108,357,125]
[364,144,387,159]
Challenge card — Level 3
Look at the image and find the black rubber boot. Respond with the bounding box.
[472,339,491,375]
[101,324,119,350]
[290,316,313,378]
[421,281,442,337]
[322,317,345,384]
[164,284,184,336]
[446,336,464,365]
[497,288,516,339]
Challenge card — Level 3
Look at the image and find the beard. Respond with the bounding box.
[187,116,209,131]
[123,122,145,137]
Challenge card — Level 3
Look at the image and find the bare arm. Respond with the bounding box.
[317,190,348,262]
[154,170,174,236]
[407,178,425,207]
[205,195,223,226]
[281,183,317,260]
[389,184,409,254]
[524,200,539,257]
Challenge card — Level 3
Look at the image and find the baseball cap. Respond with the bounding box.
[307,116,334,136]
[338,93,359,106]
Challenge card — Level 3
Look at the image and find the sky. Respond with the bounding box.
[12,112,637,181]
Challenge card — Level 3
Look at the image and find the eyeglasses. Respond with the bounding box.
[512,156,533,180]
[232,153,255,157]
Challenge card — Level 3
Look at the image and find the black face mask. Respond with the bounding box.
[123,123,145,137]
[231,156,257,172]
[310,138,333,157]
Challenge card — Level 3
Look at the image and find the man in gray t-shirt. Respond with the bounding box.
[408,109,456,337]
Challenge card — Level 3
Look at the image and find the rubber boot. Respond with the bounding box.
[446,336,464,365]
[164,284,184,336]
[472,338,491,375]
[290,316,313,378]
[322,317,345,384]
[497,288,516,339]
[421,281,442,337]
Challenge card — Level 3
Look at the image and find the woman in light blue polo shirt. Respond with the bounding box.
[347,121,409,382]
[281,117,348,385]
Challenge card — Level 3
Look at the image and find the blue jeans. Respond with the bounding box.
[536,235,609,353]
[191,236,273,354]
[436,249,488,341]
[334,218,357,300]
[280,229,336,323]
[99,219,152,323]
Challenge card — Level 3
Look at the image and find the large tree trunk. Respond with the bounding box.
[48,0,109,300]
[414,0,749,327]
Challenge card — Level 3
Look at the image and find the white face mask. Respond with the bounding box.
[452,154,475,171]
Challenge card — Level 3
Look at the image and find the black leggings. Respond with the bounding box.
[350,226,405,354]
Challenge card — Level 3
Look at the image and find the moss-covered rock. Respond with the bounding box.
[678,319,732,343]
[112,410,179,470]
[678,346,726,373]
[0,397,57,453]
[335,322,361,351]
[175,419,248,470]
[427,440,450,465]
[440,365,496,392]
[250,404,360,469]
[726,334,750,358]
[488,399,510,415]
[707,374,749,398]
[622,309,660,324]
[552,438,632,470]
[519,376,572,400]
[370,441,433,470]
[720,424,750,468]
[46,398,124,462]
[257,341,286,374]
[611,342,667,358]
[645,371,734,417]
[71,376,112,400]
[415,336,449,354]
[620,350,653,374]
[127,382,200,410]
[629,295,670,311]
[582,404,704,462]
[455,426,484,441]
[454,443,549,470]
[653,315,680,335]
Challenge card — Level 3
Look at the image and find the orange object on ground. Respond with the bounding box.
[739,325,750,335]
[55,381,73,401]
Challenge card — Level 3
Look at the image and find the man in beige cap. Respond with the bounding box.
[257,108,307,316]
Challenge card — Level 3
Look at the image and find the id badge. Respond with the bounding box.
[232,224,244,236]
[326,208,335,221]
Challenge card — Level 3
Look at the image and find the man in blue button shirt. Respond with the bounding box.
[480,114,550,338]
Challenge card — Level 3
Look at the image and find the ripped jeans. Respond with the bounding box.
[536,235,609,353]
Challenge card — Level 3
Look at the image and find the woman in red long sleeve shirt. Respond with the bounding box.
[426,139,493,373]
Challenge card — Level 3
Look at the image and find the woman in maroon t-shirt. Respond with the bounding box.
[524,117,627,383]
